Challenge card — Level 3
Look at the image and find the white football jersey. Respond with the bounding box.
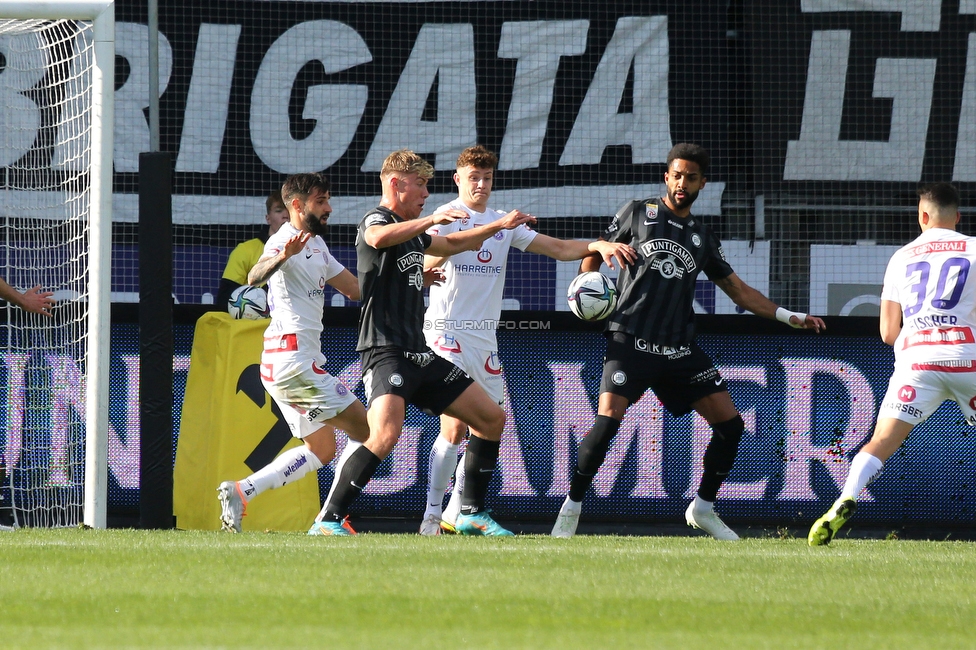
[261,222,345,361]
[882,227,976,366]
[425,198,537,348]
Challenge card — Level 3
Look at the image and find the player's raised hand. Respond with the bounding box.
[423,267,446,288]
[431,208,467,225]
[20,285,55,317]
[590,241,637,271]
[282,231,312,258]
[497,209,536,230]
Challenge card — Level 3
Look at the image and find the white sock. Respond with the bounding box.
[560,496,581,513]
[840,451,884,501]
[239,445,323,501]
[318,439,363,522]
[424,436,459,518]
[692,495,714,512]
[442,451,466,525]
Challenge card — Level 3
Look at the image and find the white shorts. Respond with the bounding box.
[877,361,976,426]
[260,354,357,439]
[426,332,504,405]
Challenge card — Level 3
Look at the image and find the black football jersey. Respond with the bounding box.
[356,206,432,351]
[603,198,734,345]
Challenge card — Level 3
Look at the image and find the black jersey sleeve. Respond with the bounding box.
[702,227,735,281]
[604,199,639,244]
[419,231,433,249]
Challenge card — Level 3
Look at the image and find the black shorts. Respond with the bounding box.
[361,346,474,416]
[599,332,726,416]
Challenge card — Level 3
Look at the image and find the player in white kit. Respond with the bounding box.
[809,182,976,545]
[418,146,636,535]
[216,173,369,534]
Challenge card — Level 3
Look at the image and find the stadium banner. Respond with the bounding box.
[101,0,727,224]
[4,322,967,527]
[748,1,972,186]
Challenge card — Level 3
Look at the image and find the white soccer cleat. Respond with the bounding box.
[685,501,739,541]
[419,513,442,536]
[217,480,247,533]
[551,497,582,539]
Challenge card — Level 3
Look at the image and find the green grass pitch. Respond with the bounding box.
[1,529,974,648]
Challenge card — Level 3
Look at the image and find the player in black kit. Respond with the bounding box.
[314,149,534,536]
[551,143,827,540]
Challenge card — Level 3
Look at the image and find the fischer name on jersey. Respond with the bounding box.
[261,222,345,360]
[883,227,976,366]
[425,198,537,347]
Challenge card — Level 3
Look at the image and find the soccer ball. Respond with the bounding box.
[567,272,617,321]
[228,285,270,320]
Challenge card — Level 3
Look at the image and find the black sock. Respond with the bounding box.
[460,436,500,515]
[568,415,620,502]
[697,415,744,502]
[323,446,382,522]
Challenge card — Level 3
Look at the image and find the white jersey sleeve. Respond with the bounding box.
[884,228,976,365]
[510,223,538,251]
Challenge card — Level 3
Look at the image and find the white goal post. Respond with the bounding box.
[0,0,113,528]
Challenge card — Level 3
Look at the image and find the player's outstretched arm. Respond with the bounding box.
[363,209,466,250]
[248,231,310,285]
[326,268,361,302]
[0,278,54,316]
[427,209,535,257]
[526,235,636,270]
[714,273,826,332]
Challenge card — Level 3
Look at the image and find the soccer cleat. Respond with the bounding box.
[685,501,739,541]
[454,511,514,537]
[419,513,442,536]
[308,517,357,536]
[439,517,458,535]
[551,497,582,539]
[217,480,247,533]
[808,498,857,547]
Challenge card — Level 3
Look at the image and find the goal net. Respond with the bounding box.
[0,1,112,528]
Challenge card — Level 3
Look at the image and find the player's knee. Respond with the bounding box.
[440,417,468,445]
[578,415,621,474]
[304,430,337,465]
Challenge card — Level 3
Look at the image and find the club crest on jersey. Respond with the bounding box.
[691,233,702,248]
[408,269,424,291]
[643,203,658,225]
[493,231,505,240]
[611,370,627,385]
[477,249,493,263]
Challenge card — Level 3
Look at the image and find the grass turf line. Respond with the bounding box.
[1,530,974,648]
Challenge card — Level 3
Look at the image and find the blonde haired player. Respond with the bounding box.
[419,145,636,535]
[809,182,976,545]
